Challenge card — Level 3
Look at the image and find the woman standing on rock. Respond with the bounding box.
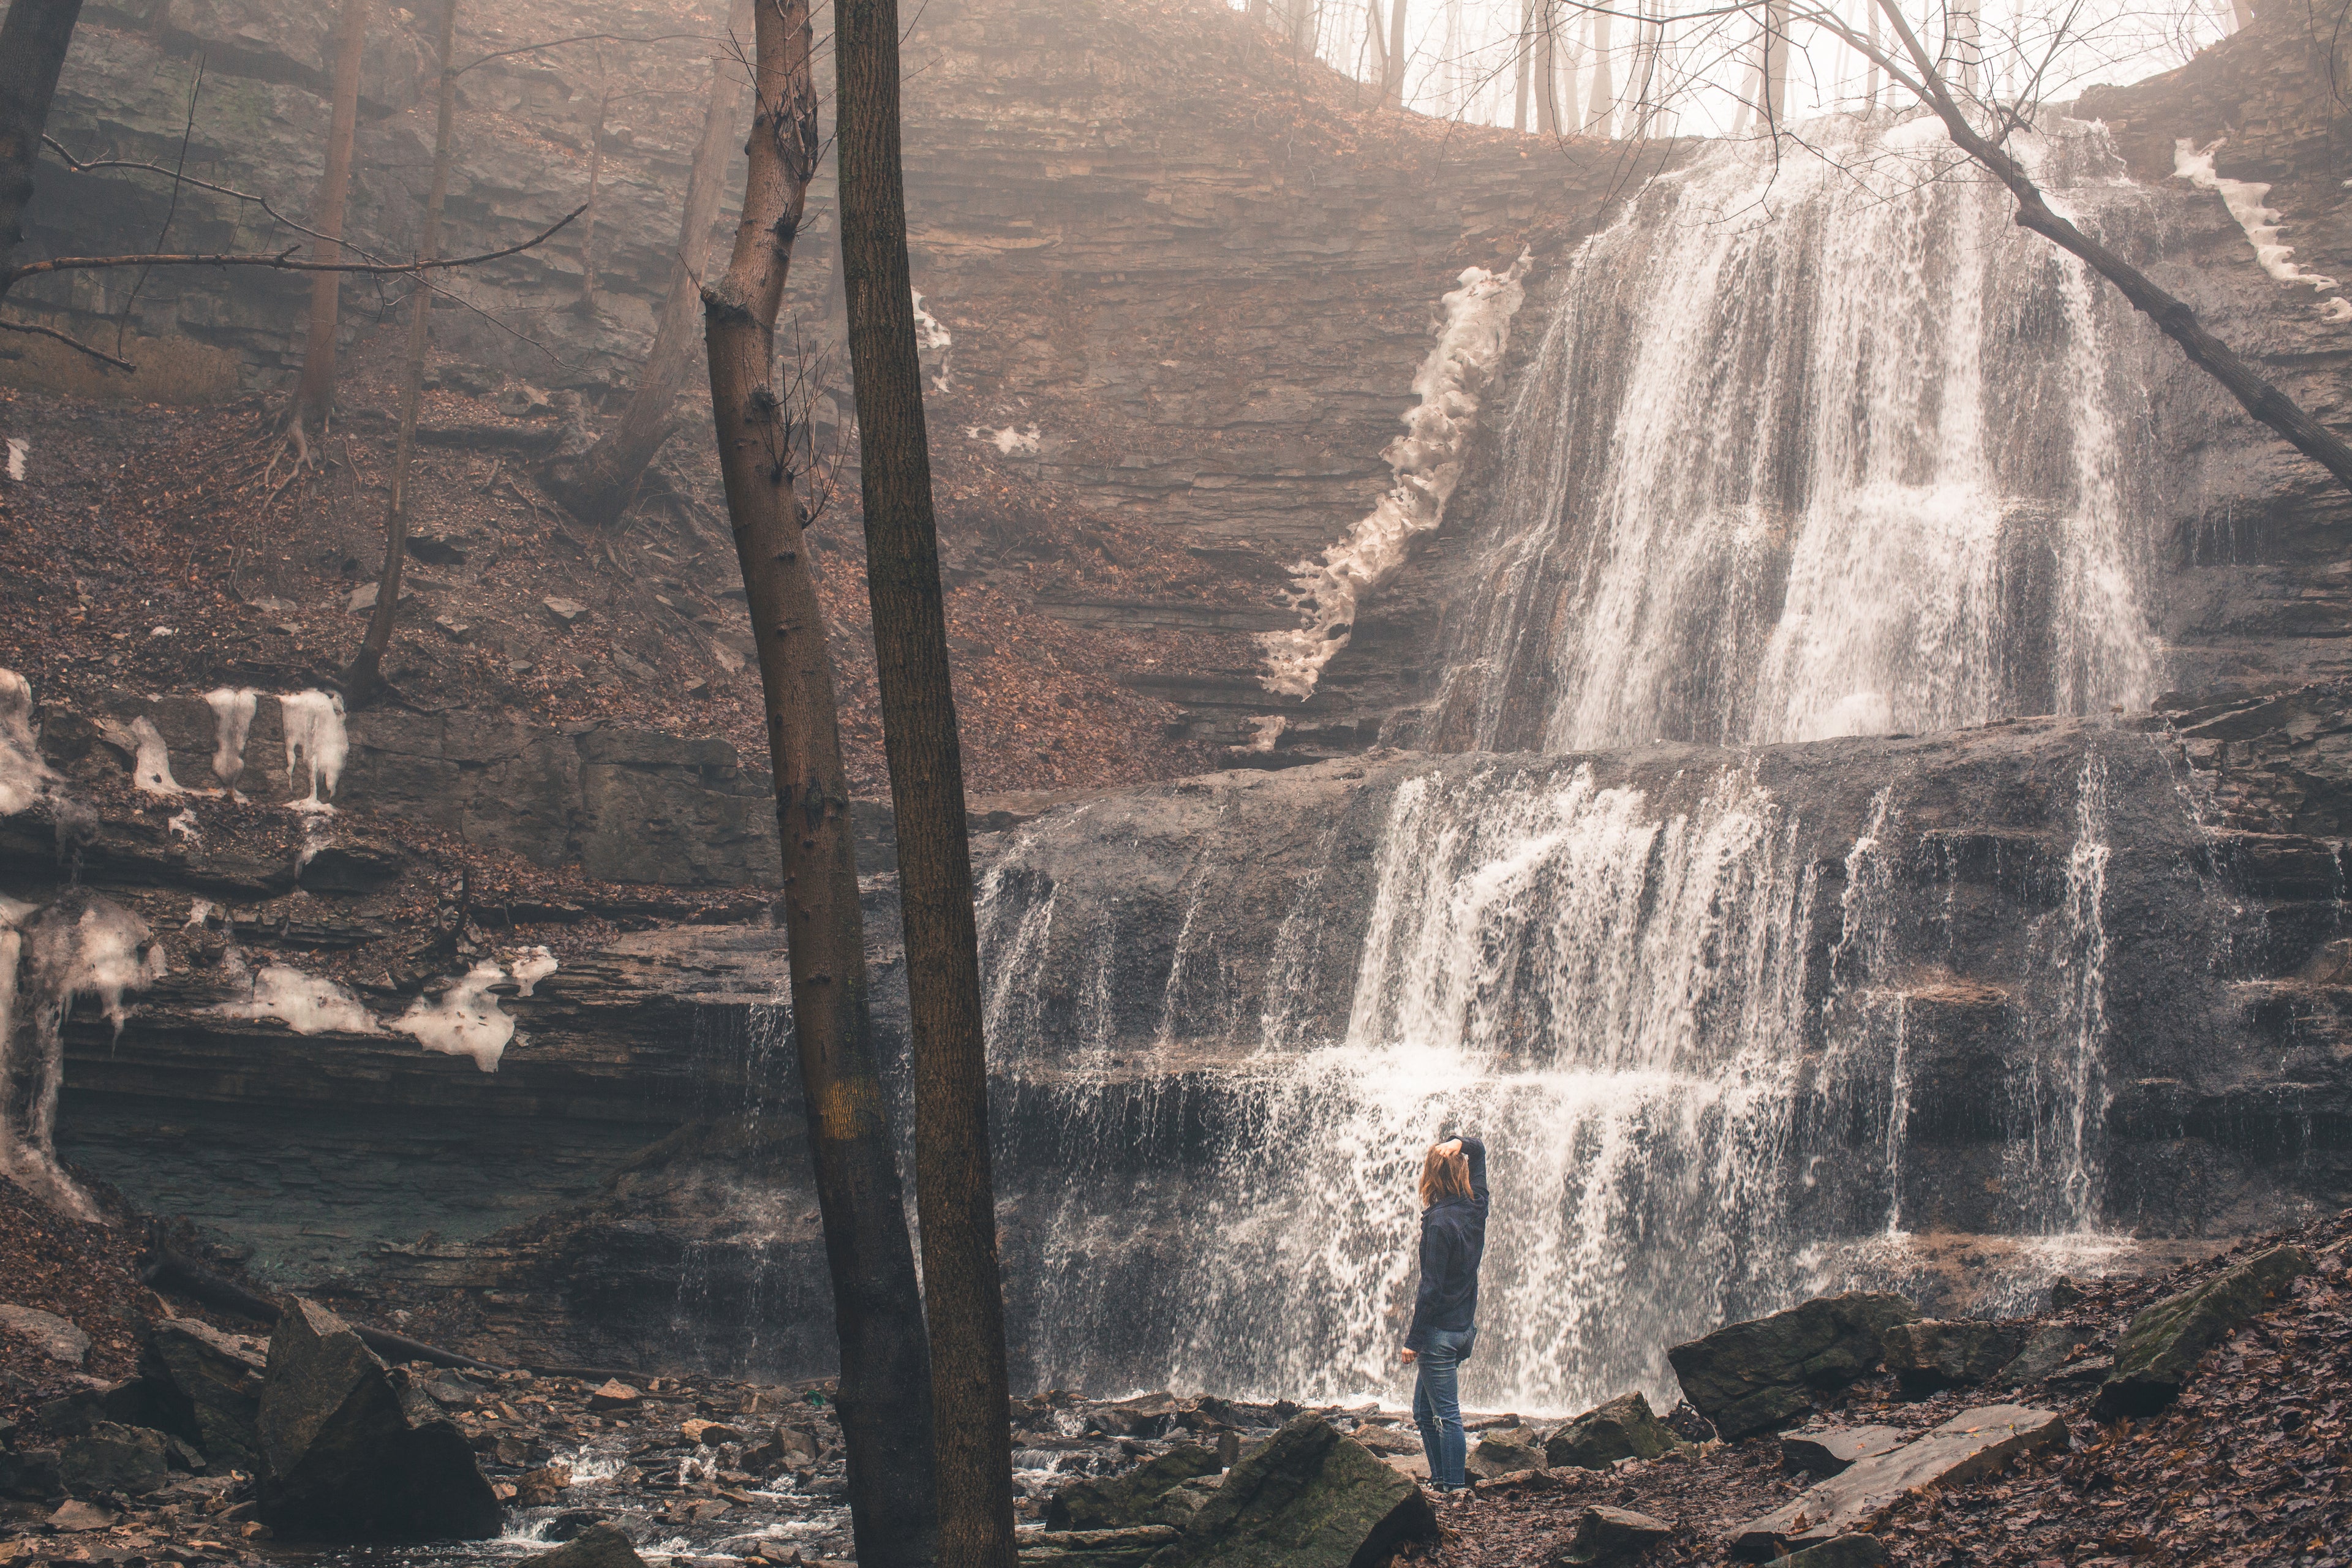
[1403,1134,1487,1492]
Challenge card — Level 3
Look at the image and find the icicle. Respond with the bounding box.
[129,717,184,796]
[2174,138,2341,292]
[203,688,259,791]
[0,669,58,818]
[279,690,349,812]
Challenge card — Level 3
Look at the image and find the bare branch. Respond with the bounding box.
[1,205,587,288]
[0,315,137,371]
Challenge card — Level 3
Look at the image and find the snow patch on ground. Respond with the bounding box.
[280,690,348,811]
[129,717,184,796]
[393,962,516,1071]
[4,440,25,481]
[965,424,1041,456]
[1258,251,1534,699]
[2175,138,2342,295]
[203,688,258,790]
[508,946,559,997]
[209,964,381,1035]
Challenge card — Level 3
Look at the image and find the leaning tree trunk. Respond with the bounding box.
[541,0,750,529]
[344,0,456,705]
[290,0,369,445]
[701,0,939,1562]
[0,0,86,277]
[1383,0,1407,107]
[835,0,1017,1564]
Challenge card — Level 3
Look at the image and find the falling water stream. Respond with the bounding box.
[976,113,2179,1416]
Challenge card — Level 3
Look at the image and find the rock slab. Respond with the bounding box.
[1024,1526,1185,1568]
[1777,1536,1890,1567]
[0,1305,91,1366]
[141,1318,267,1472]
[1779,1425,1903,1477]
[1559,1505,1674,1564]
[256,1298,502,1540]
[1047,1444,1221,1530]
[1668,1293,1920,1440]
[1145,1413,1437,1568]
[1879,1319,2030,1395]
[2094,1245,2311,1420]
[1545,1392,1682,1471]
[1729,1405,2065,1559]
[1465,1425,1545,1479]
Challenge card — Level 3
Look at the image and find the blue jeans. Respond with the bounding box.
[1412,1324,1477,1490]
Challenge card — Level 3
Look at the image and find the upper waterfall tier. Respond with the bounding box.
[1424,116,2168,755]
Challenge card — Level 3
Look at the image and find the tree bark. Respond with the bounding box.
[834,1,1016,1566]
[1384,0,1407,107]
[1857,0,2352,496]
[702,0,938,1564]
[344,0,456,705]
[1586,9,1613,137]
[1534,1,1557,134]
[542,0,750,530]
[291,0,368,439]
[0,0,85,276]
[1511,0,1531,131]
[1762,0,1790,127]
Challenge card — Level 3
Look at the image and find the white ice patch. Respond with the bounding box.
[508,946,559,997]
[2174,138,2341,292]
[1241,715,1286,753]
[167,809,200,842]
[0,668,58,818]
[4,440,25,481]
[965,424,1041,456]
[911,288,954,393]
[2321,298,2352,323]
[1258,251,1534,699]
[129,717,184,796]
[280,690,348,812]
[393,962,515,1071]
[184,899,216,930]
[208,964,381,1036]
[203,688,258,790]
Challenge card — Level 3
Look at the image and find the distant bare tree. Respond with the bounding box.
[288,0,369,454]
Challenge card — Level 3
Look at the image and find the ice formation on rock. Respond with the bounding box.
[0,669,58,818]
[209,965,381,1036]
[128,717,184,796]
[508,946,559,997]
[2174,138,2342,297]
[911,289,954,393]
[1257,251,1533,699]
[4,440,25,482]
[1,892,163,1219]
[965,424,1041,456]
[280,690,348,812]
[203,688,259,790]
[393,962,516,1071]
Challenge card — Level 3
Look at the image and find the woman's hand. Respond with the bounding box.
[1436,1139,1463,1158]
[1400,1348,1417,1365]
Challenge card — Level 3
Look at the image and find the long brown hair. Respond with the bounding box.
[1418,1142,1472,1208]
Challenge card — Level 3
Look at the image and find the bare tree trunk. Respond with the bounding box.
[291,0,368,442]
[1586,9,1613,138]
[1534,1,1557,134]
[1373,0,1392,105]
[541,0,749,530]
[1512,0,1532,130]
[578,80,603,311]
[702,0,940,1562]
[1864,1,1880,110]
[1762,0,1790,127]
[834,0,1017,1564]
[344,0,456,706]
[0,0,85,277]
[1863,0,2352,496]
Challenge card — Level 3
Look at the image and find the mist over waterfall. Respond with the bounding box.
[1427,117,2165,755]
[984,115,2198,1417]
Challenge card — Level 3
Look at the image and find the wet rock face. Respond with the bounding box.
[1666,1295,1920,1442]
[1878,1321,2034,1398]
[2094,1243,2312,1419]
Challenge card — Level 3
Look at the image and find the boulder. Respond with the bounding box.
[47,1499,116,1531]
[2095,1245,2311,1420]
[1779,1425,1902,1477]
[1728,1405,2065,1559]
[1047,1445,1221,1531]
[1667,1294,1919,1440]
[56,1422,181,1496]
[255,1298,502,1540]
[0,1304,91,1365]
[1557,1505,1674,1564]
[1992,1324,2100,1389]
[1879,1321,2030,1395]
[587,1379,644,1411]
[0,1444,62,1501]
[1544,1392,1682,1471]
[526,1521,648,1568]
[1145,1413,1437,1568]
[1466,1425,1546,1479]
[1024,1526,1184,1567]
[1776,1537,1889,1568]
[141,1318,267,1472]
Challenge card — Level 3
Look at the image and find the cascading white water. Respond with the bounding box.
[1428,115,2162,754]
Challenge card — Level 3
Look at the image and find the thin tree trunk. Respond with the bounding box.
[578,83,603,311]
[703,0,939,1562]
[1864,1,1880,110]
[1586,9,1613,138]
[0,0,85,277]
[291,0,368,442]
[542,0,749,530]
[1534,1,1557,134]
[1373,0,1392,105]
[1864,0,2352,496]
[1511,0,1531,130]
[344,0,456,706]
[834,0,1016,1565]
[1762,0,1790,128]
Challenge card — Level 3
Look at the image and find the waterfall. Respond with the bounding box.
[1425,115,2162,754]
